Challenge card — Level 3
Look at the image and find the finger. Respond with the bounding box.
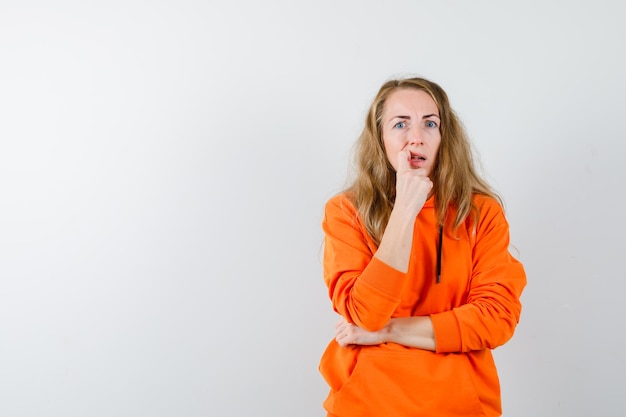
[396,149,411,173]
[335,331,348,346]
[397,150,430,177]
[339,331,353,347]
[335,318,348,331]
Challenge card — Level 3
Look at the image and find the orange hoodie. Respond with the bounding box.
[319,193,526,417]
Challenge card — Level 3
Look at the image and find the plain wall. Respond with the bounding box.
[1,1,625,416]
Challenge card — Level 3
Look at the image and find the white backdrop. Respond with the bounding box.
[1,1,625,416]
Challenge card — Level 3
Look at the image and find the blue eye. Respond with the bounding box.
[394,121,406,129]
[426,120,438,128]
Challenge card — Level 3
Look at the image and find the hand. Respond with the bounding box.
[334,317,386,347]
[393,149,433,217]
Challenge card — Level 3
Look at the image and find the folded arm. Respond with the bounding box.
[335,316,436,351]
[326,196,526,353]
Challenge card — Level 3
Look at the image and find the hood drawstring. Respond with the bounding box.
[436,225,443,284]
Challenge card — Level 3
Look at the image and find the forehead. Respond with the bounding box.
[383,88,439,116]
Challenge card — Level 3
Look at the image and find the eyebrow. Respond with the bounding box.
[390,114,441,121]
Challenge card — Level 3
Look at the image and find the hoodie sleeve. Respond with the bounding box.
[322,195,407,331]
[430,197,527,353]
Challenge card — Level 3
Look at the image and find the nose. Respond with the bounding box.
[407,126,423,146]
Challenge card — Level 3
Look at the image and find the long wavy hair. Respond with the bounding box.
[346,76,500,245]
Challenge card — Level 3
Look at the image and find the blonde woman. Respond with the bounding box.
[320,76,526,416]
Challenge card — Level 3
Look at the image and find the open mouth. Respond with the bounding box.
[410,153,426,162]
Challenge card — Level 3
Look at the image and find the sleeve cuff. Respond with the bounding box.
[359,256,407,298]
[431,310,463,353]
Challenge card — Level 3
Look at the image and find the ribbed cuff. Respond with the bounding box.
[431,310,463,353]
[359,256,407,298]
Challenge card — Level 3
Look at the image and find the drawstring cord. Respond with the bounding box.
[436,225,443,283]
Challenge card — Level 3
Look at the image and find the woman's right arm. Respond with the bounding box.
[374,150,432,272]
[323,151,431,331]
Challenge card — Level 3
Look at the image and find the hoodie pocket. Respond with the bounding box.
[327,343,486,417]
[319,340,361,392]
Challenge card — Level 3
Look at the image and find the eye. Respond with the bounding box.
[425,120,438,128]
[393,121,406,129]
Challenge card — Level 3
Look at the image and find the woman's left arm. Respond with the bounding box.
[430,199,527,353]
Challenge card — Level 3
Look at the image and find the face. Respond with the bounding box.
[381,88,441,176]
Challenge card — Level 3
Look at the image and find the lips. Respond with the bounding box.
[408,152,427,168]
[410,152,426,161]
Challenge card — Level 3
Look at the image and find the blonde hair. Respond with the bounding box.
[347,76,500,245]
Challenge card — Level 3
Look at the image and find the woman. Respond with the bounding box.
[320,76,526,416]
